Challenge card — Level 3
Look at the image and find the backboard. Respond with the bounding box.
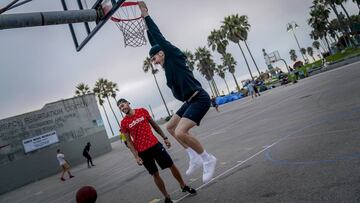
[61,0,126,51]
[264,50,281,65]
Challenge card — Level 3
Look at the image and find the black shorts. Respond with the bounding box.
[176,89,210,126]
[138,143,173,175]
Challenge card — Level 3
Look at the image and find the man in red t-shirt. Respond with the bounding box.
[118,98,196,203]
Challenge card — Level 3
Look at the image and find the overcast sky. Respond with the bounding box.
[0,0,358,137]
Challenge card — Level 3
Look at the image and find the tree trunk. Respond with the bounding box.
[211,78,220,96]
[339,3,351,21]
[320,38,329,52]
[101,105,114,136]
[315,48,323,59]
[311,56,316,62]
[324,37,332,54]
[237,43,254,80]
[208,80,215,97]
[231,73,241,92]
[106,96,120,127]
[303,52,310,63]
[223,78,230,94]
[329,2,353,47]
[244,40,261,76]
[153,73,171,117]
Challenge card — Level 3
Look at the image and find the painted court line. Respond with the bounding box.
[173,143,277,202]
[173,122,314,202]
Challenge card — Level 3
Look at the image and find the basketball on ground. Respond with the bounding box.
[76,186,97,203]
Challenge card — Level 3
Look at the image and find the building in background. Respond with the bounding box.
[0,94,111,194]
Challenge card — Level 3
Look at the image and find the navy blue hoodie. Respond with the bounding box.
[145,16,202,102]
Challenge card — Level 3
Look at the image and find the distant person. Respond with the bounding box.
[139,1,216,183]
[83,142,95,168]
[247,82,255,99]
[118,98,197,203]
[57,149,74,181]
[211,96,219,112]
[252,80,261,97]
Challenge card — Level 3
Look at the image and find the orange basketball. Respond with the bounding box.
[76,186,97,203]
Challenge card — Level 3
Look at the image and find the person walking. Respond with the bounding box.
[57,149,74,181]
[83,142,95,168]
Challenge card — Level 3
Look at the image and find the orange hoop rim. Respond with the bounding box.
[110,1,142,22]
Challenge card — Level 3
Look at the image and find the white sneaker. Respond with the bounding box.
[186,156,203,176]
[202,155,217,183]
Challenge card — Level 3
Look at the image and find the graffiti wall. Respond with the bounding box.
[0,94,111,194]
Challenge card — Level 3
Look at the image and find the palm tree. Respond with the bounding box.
[328,18,341,41]
[229,15,261,76]
[143,57,171,117]
[98,79,121,127]
[194,47,220,96]
[183,50,195,71]
[334,0,351,20]
[323,0,354,46]
[107,81,124,119]
[312,40,323,57]
[207,29,228,55]
[289,49,298,62]
[93,87,114,136]
[222,52,241,91]
[94,79,121,132]
[308,2,332,52]
[75,83,91,96]
[215,64,230,94]
[307,47,316,62]
[300,48,310,63]
[222,14,254,80]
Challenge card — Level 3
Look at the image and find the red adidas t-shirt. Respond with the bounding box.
[120,108,159,152]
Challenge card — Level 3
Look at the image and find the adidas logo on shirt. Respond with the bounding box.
[129,116,145,128]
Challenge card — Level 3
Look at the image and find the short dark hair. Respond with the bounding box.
[117,98,129,106]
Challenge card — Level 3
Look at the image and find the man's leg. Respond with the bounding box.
[174,118,203,153]
[167,114,202,175]
[169,164,197,194]
[168,164,185,188]
[60,168,66,181]
[152,172,171,199]
[89,156,95,166]
[67,169,74,178]
[174,118,217,183]
[166,114,188,148]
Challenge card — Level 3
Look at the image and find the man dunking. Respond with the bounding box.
[139,1,217,183]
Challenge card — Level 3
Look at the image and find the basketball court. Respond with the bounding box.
[0,61,359,202]
[1,1,360,202]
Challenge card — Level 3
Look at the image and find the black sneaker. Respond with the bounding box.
[182,185,197,195]
[164,197,173,203]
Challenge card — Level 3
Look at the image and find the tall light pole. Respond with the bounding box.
[287,21,306,63]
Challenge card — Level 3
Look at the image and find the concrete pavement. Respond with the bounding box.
[1,61,360,203]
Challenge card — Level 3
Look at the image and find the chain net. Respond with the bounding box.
[113,17,147,47]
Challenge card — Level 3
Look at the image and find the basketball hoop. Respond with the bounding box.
[103,1,147,47]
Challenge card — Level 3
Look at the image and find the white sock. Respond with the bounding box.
[186,148,197,160]
[200,151,211,162]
